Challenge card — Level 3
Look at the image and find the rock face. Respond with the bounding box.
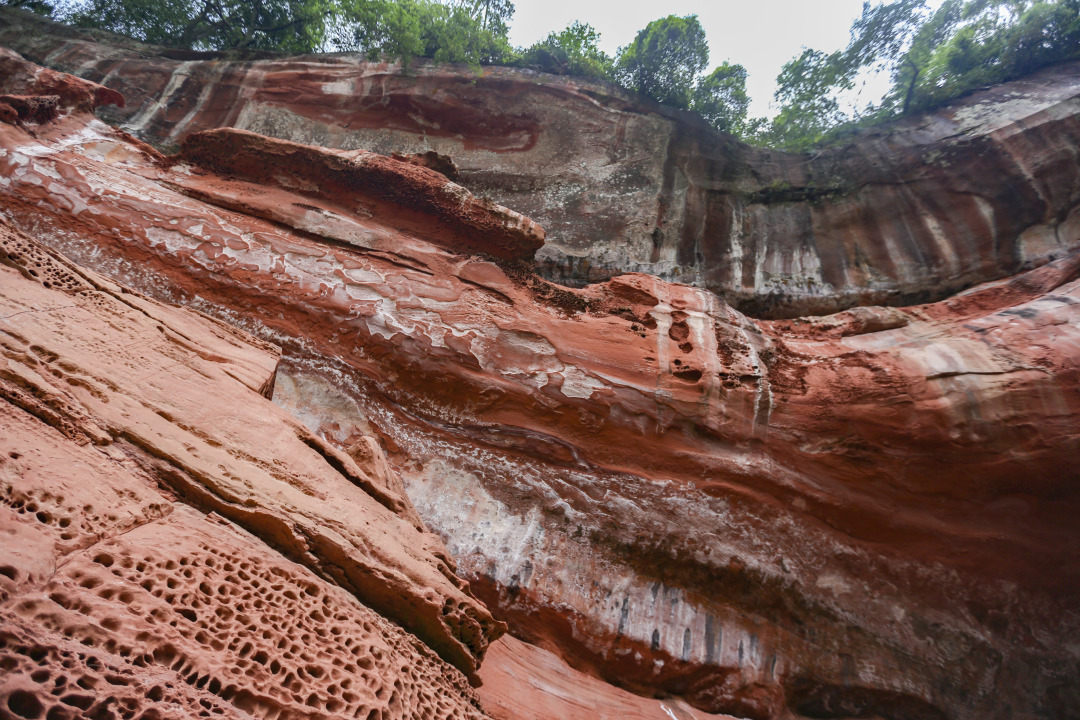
[179,128,544,262]
[0,18,1079,720]
[3,7,1080,317]
[477,635,719,720]
[0,221,500,718]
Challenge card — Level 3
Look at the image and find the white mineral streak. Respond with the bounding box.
[916,198,961,274]
[649,301,674,403]
[124,61,195,134]
[169,61,231,141]
[405,458,776,677]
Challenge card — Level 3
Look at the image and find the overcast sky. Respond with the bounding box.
[507,0,896,118]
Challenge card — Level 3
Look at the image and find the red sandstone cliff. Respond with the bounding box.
[3,7,1078,318]
[0,14,1078,720]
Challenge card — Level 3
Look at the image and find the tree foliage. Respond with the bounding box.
[765,0,1080,149]
[609,15,753,134]
[614,14,709,109]
[2,0,56,16]
[331,0,512,65]
[903,0,1080,111]
[51,0,514,62]
[519,21,612,78]
[60,0,333,52]
[691,61,751,135]
[759,49,853,149]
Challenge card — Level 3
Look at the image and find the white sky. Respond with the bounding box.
[507,0,900,118]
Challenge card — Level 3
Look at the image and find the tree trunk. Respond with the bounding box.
[902,59,921,114]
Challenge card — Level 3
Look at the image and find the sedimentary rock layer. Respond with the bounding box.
[477,635,723,720]
[180,128,545,262]
[3,8,1080,316]
[0,219,503,718]
[0,48,1076,719]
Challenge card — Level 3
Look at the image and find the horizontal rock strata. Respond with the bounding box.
[180,128,545,262]
[3,8,1079,316]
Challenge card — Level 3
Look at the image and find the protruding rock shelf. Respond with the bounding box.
[180,128,545,263]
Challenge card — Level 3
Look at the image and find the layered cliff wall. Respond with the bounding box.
[3,7,1079,318]
[0,37,1077,720]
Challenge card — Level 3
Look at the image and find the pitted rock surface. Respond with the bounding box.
[0,219,500,719]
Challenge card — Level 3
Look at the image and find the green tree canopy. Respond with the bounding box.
[615,14,708,109]
[468,0,512,35]
[760,48,854,149]
[764,0,1080,149]
[2,0,56,16]
[905,0,1080,111]
[52,0,515,63]
[329,0,423,59]
[519,20,613,78]
[332,0,512,65]
[61,0,333,52]
[691,61,751,135]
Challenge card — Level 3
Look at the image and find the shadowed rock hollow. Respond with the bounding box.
[0,10,1078,720]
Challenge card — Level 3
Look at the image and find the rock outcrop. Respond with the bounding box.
[477,635,719,720]
[0,17,1078,720]
[3,7,1079,317]
[179,128,544,262]
[0,219,501,718]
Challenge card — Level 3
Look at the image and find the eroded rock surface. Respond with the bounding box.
[179,128,544,262]
[0,214,499,716]
[3,8,1080,316]
[477,636,732,720]
[0,31,1078,720]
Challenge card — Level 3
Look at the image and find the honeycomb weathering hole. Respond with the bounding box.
[6,689,45,719]
[1,505,488,719]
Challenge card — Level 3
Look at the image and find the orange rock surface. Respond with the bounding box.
[0,23,1078,720]
[0,217,499,717]
[477,636,735,720]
